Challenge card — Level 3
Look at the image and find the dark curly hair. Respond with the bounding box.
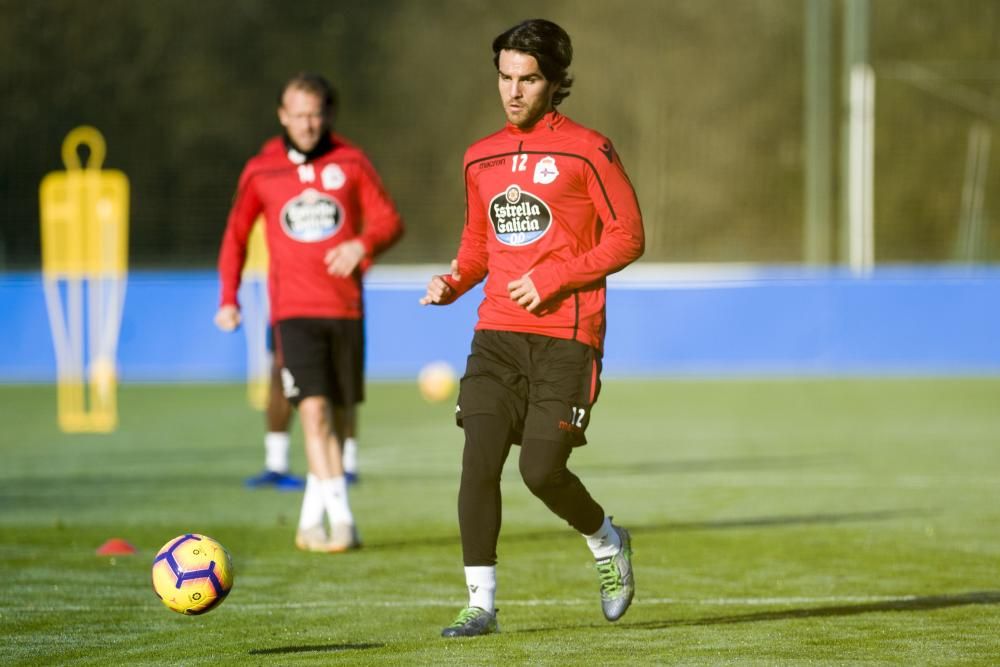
[492,19,574,107]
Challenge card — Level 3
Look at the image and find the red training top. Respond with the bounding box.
[444,110,644,352]
[217,133,403,321]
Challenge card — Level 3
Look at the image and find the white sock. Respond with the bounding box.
[464,566,497,612]
[319,476,354,525]
[584,516,622,560]
[297,474,325,531]
[343,437,358,475]
[264,432,291,473]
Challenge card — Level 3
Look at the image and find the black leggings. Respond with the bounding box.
[458,414,605,566]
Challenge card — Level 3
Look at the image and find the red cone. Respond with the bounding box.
[96,538,137,556]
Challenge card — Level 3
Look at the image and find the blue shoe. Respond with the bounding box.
[273,472,305,491]
[245,470,282,488]
[345,471,359,485]
[245,470,305,490]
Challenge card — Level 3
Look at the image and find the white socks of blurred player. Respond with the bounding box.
[298,474,354,532]
[269,432,358,478]
[464,566,497,612]
[584,515,622,559]
[264,432,291,473]
[342,437,358,478]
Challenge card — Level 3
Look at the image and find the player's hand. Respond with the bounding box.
[214,305,241,332]
[420,259,461,305]
[325,239,367,277]
[508,272,541,312]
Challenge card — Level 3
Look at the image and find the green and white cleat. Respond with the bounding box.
[440,606,499,637]
[595,524,634,621]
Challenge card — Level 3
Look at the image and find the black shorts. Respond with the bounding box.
[456,329,602,447]
[275,318,365,407]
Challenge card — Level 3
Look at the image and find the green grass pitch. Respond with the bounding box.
[3,378,1000,664]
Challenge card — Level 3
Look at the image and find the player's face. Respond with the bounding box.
[497,49,557,129]
[278,87,328,153]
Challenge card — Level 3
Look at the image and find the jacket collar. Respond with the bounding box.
[283,131,334,164]
[505,110,565,136]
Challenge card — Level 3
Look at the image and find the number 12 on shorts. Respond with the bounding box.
[570,406,586,428]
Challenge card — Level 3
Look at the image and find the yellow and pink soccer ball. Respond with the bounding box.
[151,534,234,615]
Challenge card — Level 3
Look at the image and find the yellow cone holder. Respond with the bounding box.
[241,219,270,410]
[40,126,129,432]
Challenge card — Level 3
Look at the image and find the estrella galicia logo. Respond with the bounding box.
[280,188,343,242]
[489,185,552,246]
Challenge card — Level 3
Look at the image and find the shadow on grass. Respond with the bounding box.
[516,591,1000,634]
[575,453,841,476]
[642,591,1000,628]
[372,453,839,483]
[248,642,383,655]
[365,508,925,552]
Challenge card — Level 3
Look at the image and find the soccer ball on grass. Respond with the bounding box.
[151,533,234,615]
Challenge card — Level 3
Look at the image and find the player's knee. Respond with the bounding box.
[518,441,569,496]
[460,414,512,485]
[519,463,560,496]
[461,448,503,487]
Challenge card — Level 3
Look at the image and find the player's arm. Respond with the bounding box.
[420,259,463,305]
[215,166,263,331]
[527,140,645,303]
[421,159,489,305]
[326,157,404,277]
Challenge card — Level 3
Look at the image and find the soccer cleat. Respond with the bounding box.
[272,472,306,491]
[329,522,362,551]
[295,526,346,554]
[295,526,329,552]
[345,471,359,485]
[245,470,305,490]
[441,606,499,637]
[595,524,634,621]
[245,469,282,488]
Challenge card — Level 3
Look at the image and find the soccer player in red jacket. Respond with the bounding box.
[422,20,644,636]
[216,72,403,552]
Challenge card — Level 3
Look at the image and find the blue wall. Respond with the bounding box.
[3,266,999,382]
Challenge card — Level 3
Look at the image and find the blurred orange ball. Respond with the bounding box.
[418,361,458,402]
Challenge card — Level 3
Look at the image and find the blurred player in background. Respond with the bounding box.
[217,72,403,552]
[422,19,644,636]
[245,327,362,490]
[242,330,303,491]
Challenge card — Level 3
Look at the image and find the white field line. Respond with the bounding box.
[6,594,917,613]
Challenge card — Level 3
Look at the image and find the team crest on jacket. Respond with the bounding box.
[533,156,559,184]
[322,164,346,190]
[280,188,343,242]
[489,185,552,246]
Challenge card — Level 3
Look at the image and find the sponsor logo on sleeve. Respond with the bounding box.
[280,188,344,242]
[488,185,552,246]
